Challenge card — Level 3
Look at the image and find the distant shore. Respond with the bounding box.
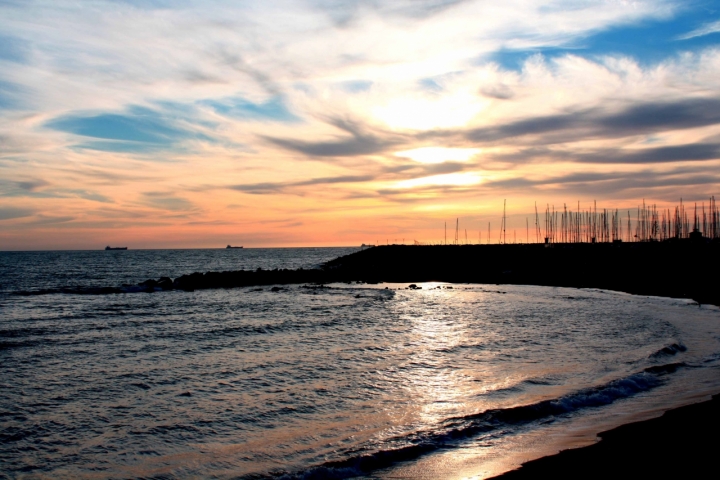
[26,241,720,307]
[491,393,720,479]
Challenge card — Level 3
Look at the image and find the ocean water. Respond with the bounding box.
[1,248,720,479]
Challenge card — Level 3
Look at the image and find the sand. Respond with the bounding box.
[491,393,720,479]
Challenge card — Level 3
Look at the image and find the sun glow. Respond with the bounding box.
[394,147,482,164]
[372,94,485,130]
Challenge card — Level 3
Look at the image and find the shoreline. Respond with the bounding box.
[490,392,720,479]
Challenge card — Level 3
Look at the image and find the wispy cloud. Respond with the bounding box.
[677,19,720,40]
[141,192,196,211]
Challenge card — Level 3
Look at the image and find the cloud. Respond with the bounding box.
[265,117,402,156]
[489,142,720,165]
[141,192,195,211]
[230,174,377,194]
[677,20,720,40]
[267,134,391,157]
[314,0,470,28]
[462,98,720,146]
[575,143,720,164]
[15,179,50,191]
[480,83,514,99]
[0,179,114,203]
[480,166,720,196]
[0,206,34,221]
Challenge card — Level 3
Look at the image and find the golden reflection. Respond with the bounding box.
[394,282,474,425]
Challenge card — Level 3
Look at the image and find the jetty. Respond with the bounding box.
[103,237,718,306]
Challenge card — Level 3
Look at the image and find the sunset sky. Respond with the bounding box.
[2,0,720,249]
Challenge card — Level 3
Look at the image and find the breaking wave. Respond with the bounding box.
[274,363,684,480]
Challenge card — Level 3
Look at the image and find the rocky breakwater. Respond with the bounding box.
[127,267,330,293]
[323,241,720,306]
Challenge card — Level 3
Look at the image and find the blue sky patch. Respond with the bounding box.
[0,34,29,63]
[202,96,300,122]
[45,106,211,152]
[418,78,444,92]
[0,80,22,110]
[339,80,373,93]
[489,3,720,71]
[48,111,183,143]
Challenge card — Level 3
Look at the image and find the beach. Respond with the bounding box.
[494,393,720,479]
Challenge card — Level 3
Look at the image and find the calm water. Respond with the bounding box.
[1,248,720,479]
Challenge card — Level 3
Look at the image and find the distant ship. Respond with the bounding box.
[226,245,243,249]
[105,246,127,250]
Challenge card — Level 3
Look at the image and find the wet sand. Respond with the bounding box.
[492,393,720,479]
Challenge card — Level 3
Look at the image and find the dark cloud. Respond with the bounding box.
[576,143,720,164]
[316,0,469,27]
[489,142,720,165]
[16,179,50,191]
[267,136,390,156]
[416,161,468,174]
[461,98,720,146]
[480,167,720,197]
[228,182,283,195]
[0,179,111,202]
[264,117,402,157]
[480,84,514,100]
[231,174,376,194]
[295,174,375,186]
[141,192,195,211]
[0,206,34,221]
[216,50,281,96]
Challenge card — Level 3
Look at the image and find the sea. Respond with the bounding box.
[2,247,720,479]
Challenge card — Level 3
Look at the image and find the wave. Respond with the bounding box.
[10,286,125,296]
[649,343,687,358]
[273,363,684,480]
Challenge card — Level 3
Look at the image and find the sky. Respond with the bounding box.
[1,0,720,249]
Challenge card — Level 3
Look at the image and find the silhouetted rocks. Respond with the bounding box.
[322,241,720,306]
